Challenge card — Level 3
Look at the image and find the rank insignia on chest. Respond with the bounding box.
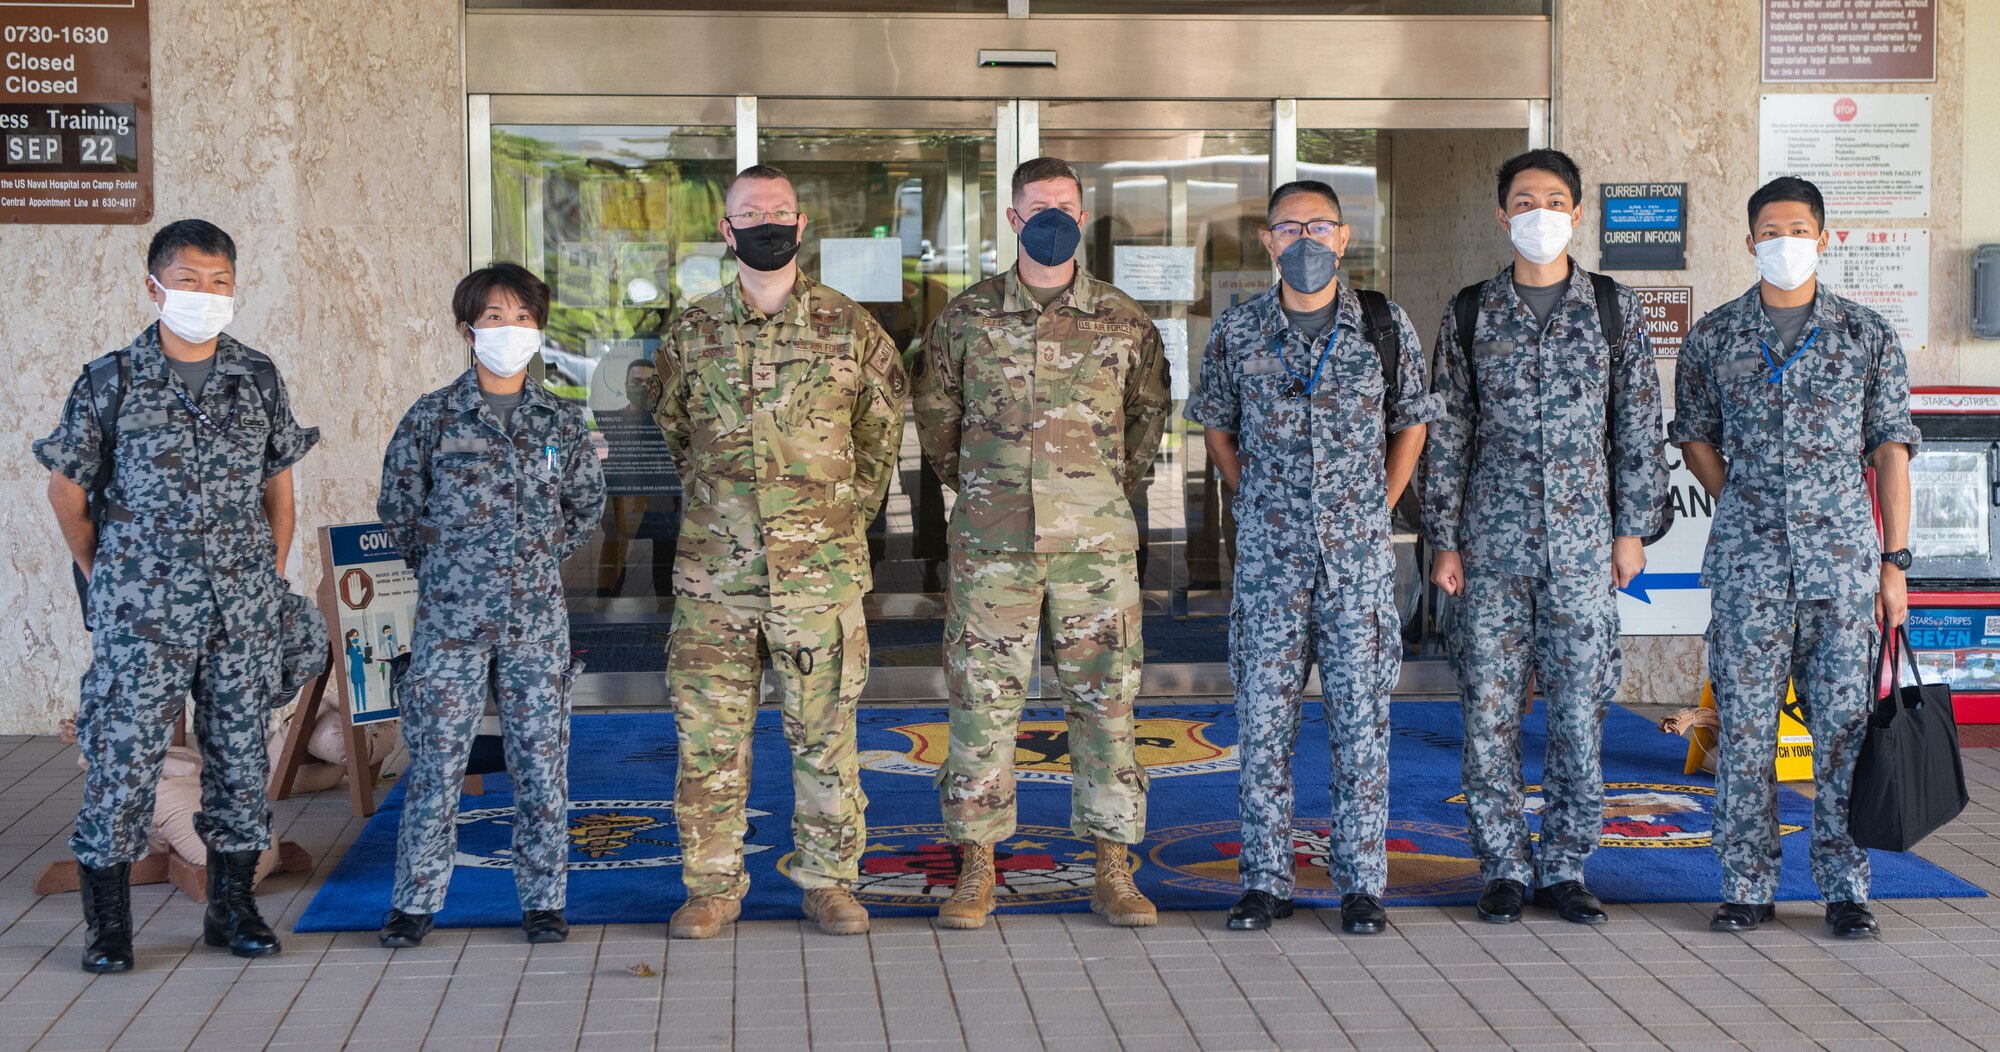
[751,364,777,390]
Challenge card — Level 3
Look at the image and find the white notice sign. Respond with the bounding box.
[1211,270,1271,312]
[1153,318,1189,400]
[1819,227,1928,354]
[1616,444,1715,636]
[819,238,905,303]
[1115,246,1197,302]
[1759,93,1930,218]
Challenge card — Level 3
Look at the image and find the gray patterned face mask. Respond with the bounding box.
[1277,237,1337,295]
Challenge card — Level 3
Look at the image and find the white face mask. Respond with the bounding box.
[148,275,234,344]
[1508,208,1575,266]
[1755,236,1820,291]
[471,325,542,377]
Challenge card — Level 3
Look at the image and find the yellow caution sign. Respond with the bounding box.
[1683,681,1816,782]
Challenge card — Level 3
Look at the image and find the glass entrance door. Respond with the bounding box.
[472,94,1526,701]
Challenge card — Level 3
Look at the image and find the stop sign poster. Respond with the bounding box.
[1617,442,1714,635]
[1759,93,1930,219]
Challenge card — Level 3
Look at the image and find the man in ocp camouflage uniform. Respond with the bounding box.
[915,156,1171,930]
[654,165,905,939]
[1187,180,1437,936]
[1673,176,1917,939]
[1422,150,1668,926]
[37,220,318,972]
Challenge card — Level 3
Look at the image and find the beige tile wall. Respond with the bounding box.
[0,0,467,734]
[1559,0,1970,708]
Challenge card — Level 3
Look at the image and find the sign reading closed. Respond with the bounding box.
[0,1,151,224]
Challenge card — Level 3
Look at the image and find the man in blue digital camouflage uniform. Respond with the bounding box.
[37,220,319,972]
[1423,149,1668,926]
[1186,180,1438,935]
[1672,176,1917,938]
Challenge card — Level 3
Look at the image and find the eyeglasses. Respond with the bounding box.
[1269,220,1345,240]
[725,209,801,227]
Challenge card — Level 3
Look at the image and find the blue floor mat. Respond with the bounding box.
[295,701,1983,932]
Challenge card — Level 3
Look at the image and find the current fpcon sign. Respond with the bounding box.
[0,0,152,224]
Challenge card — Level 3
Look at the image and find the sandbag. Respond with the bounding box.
[266,729,344,793]
[160,745,201,781]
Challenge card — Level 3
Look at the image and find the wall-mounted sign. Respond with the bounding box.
[1820,227,1929,356]
[1617,447,1713,636]
[1763,0,1935,83]
[1634,287,1693,359]
[1759,93,1930,220]
[0,1,151,224]
[1599,183,1686,270]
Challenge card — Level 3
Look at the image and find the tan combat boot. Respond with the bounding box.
[1091,838,1157,927]
[802,888,871,936]
[668,896,741,939]
[937,842,996,930]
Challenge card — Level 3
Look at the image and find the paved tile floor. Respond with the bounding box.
[4,703,2000,1051]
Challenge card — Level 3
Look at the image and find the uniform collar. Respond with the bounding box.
[125,323,257,386]
[445,366,560,418]
[724,272,814,328]
[1732,281,1845,346]
[1001,265,1106,316]
[1251,281,1359,343]
[1491,257,1591,314]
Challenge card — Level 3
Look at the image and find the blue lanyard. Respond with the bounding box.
[1272,323,1343,400]
[171,382,237,433]
[1758,325,1820,385]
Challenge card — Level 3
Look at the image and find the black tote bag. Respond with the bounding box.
[1848,626,1970,853]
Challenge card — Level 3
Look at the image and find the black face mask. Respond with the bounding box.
[732,222,801,272]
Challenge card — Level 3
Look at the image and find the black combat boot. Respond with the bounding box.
[78,861,134,973]
[202,848,281,958]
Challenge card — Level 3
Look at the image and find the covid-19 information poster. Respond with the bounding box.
[0,1,151,224]
[1759,93,1930,219]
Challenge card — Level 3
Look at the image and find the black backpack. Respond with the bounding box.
[1446,271,1671,544]
[1353,288,1425,529]
[1451,271,1622,416]
[70,348,282,628]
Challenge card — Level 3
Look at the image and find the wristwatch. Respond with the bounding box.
[1881,549,1913,570]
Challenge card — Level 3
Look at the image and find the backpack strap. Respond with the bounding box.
[249,355,281,420]
[1587,270,1623,347]
[1451,281,1485,416]
[1355,288,1399,405]
[81,351,129,526]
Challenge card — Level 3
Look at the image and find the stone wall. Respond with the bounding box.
[0,0,468,734]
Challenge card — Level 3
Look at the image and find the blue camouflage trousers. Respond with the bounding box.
[394,631,576,914]
[1231,573,1398,899]
[1707,586,1874,905]
[1447,570,1620,887]
[71,601,276,868]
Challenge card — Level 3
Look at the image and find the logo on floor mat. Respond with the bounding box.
[858,717,1238,783]
[1147,819,1487,902]
[452,800,773,872]
[1442,781,1805,849]
[797,823,1103,908]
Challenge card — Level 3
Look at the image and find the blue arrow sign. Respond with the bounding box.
[1618,572,1704,604]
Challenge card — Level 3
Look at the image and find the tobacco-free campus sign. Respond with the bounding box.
[0,1,151,224]
[1763,0,1935,83]
[1634,287,1693,359]
[1599,183,1686,271]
